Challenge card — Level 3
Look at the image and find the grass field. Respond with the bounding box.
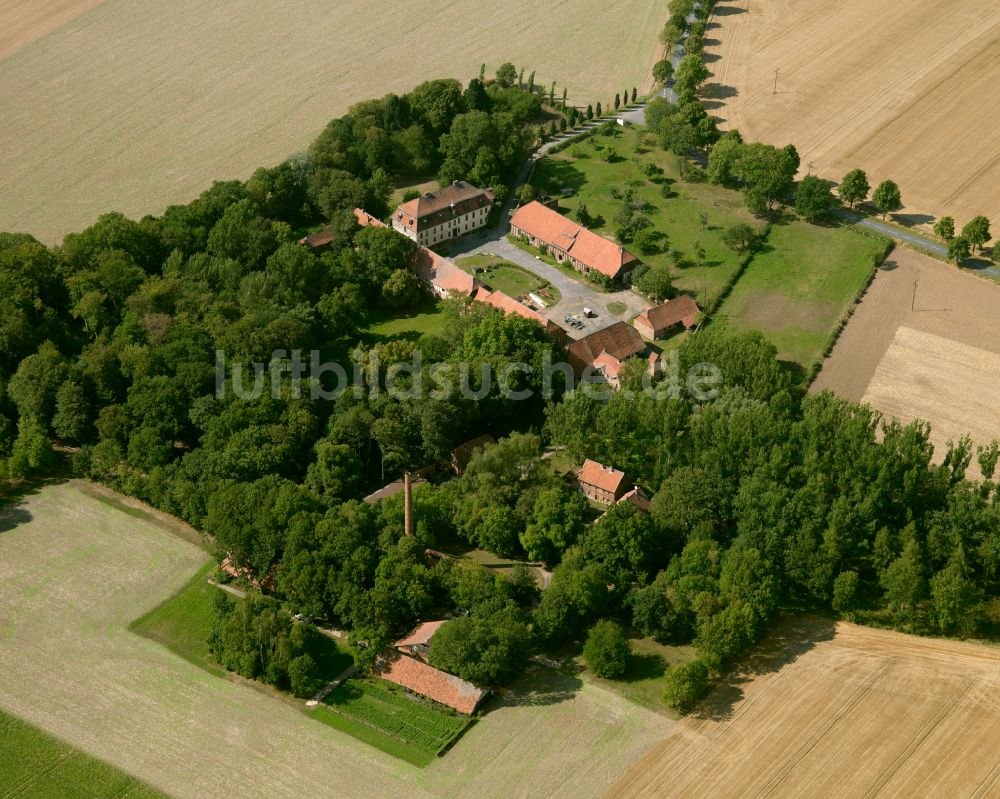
[456,254,560,304]
[364,303,448,343]
[609,617,1000,798]
[0,0,666,244]
[572,637,697,717]
[529,126,764,307]
[705,0,1000,231]
[812,248,1000,479]
[0,480,670,798]
[311,678,469,767]
[714,219,889,370]
[0,708,168,798]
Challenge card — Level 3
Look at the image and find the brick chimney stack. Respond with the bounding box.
[404,472,415,536]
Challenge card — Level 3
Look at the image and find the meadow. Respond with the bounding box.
[0,0,666,243]
[705,0,1000,230]
[713,219,890,370]
[0,480,670,799]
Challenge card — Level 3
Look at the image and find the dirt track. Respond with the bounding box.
[608,617,1000,798]
[705,0,1000,228]
[812,249,1000,474]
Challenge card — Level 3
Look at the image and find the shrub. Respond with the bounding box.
[662,659,710,714]
[583,620,630,679]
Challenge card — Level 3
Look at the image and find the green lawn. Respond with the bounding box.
[456,254,561,305]
[529,126,764,307]
[714,218,891,369]
[363,303,448,343]
[572,637,697,717]
[0,709,168,798]
[310,677,469,767]
[506,234,614,293]
[130,562,224,675]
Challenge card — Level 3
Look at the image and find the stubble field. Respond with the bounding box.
[0,0,664,244]
[704,0,1000,228]
[0,480,670,799]
[812,249,1000,476]
[608,617,1000,798]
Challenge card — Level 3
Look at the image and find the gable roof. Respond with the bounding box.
[298,226,334,249]
[412,247,477,296]
[618,486,651,513]
[578,459,630,495]
[566,321,645,375]
[378,652,487,715]
[395,182,494,233]
[473,287,547,325]
[451,434,496,474]
[353,208,386,229]
[394,620,448,650]
[509,201,639,279]
[637,295,700,332]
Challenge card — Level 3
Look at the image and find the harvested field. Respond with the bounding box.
[0,0,106,60]
[0,480,669,799]
[0,0,665,244]
[812,249,1000,474]
[608,617,1000,798]
[705,0,1000,228]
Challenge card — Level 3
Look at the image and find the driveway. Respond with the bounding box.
[457,235,650,336]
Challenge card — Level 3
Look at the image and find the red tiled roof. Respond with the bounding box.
[378,652,486,715]
[395,620,447,649]
[578,459,630,496]
[636,295,700,334]
[618,486,651,513]
[411,247,477,296]
[298,226,333,249]
[395,182,494,233]
[474,287,547,325]
[353,208,387,229]
[566,321,645,375]
[509,201,639,279]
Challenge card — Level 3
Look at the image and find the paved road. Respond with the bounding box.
[836,209,1000,278]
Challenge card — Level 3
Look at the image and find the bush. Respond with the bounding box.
[662,659,710,714]
[583,620,630,679]
[288,654,323,698]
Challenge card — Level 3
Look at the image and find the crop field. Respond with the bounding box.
[0,708,168,798]
[0,0,665,244]
[530,126,764,308]
[609,617,1000,798]
[312,678,468,766]
[713,220,889,370]
[705,0,1000,228]
[0,480,670,799]
[812,249,1000,478]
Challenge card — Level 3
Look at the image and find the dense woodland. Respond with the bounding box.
[2,52,1000,711]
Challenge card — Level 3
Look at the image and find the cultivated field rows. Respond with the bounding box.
[704,0,1000,227]
[0,481,670,799]
[609,619,1000,798]
[0,0,664,243]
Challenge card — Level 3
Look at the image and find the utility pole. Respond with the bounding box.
[807,161,814,176]
[773,67,780,95]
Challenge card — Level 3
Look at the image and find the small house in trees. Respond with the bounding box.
[394,620,448,661]
[450,434,496,475]
[509,201,641,285]
[565,321,646,389]
[391,181,494,247]
[297,226,334,251]
[576,459,632,505]
[634,296,700,340]
[617,485,651,513]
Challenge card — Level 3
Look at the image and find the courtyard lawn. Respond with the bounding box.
[507,234,614,293]
[571,637,697,718]
[0,709,169,799]
[310,677,470,767]
[529,126,763,307]
[456,254,561,305]
[714,217,891,370]
[363,302,447,343]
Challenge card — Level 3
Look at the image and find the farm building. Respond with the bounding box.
[634,295,700,340]
[617,486,651,513]
[297,226,334,251]
[565,321,647,388]
[392,181,494,247]
[412,246,479,298]
[450,434,496,475]
[395,620,448,660]
[577,459,632,505]
[472,287,565,339]
[509,200,640,285]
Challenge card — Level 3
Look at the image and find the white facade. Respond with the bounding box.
[393,204,491,247]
